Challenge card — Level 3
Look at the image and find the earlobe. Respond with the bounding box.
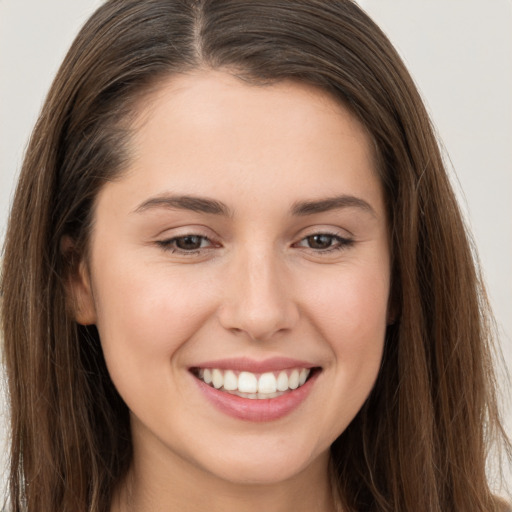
[61,236,97,326]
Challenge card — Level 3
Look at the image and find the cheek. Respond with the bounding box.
[305,262,389,350]
[306,262,388,396]
[90,257,217,387]
[285,262,389,448]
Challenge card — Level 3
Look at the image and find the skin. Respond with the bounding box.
[71,70,391,512]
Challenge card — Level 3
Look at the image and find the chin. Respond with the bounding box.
[196,441,328,486]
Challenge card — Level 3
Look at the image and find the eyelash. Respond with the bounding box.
[293,233,354,254]
[156,235,215,254]
[156,232,354,255]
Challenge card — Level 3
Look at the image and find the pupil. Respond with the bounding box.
[177,236,201,250]
[308,234,332,249]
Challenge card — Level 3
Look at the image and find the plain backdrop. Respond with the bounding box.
[1,0,511,492]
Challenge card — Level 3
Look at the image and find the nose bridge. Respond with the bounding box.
[219,242,298,341]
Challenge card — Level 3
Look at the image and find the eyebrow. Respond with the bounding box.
[134,194,232,216]
[133,193,376,218]
[291,195,376,217]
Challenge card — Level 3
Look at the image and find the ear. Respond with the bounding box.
[61,236,97,325]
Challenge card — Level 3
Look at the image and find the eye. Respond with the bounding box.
[295,233,353,252]
[157,235,214,253]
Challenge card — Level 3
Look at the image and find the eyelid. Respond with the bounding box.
[153,223,218,238]
[293,222,355,238]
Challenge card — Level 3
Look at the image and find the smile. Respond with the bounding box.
[190,361,320,422]
[194,367,311,399]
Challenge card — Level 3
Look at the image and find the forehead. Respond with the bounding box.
[96,70,384,221]
[132,70,373,149]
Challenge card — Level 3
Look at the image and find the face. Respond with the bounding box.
[73,70,391,486]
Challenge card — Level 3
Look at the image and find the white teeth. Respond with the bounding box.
[212,369,223,389]
[203,368,212,384]
[223,370,238,391]
[258,372,277,394]
[276,371,289,391]
[197,367,312,396]
[238,371,258,393]
[288,369,300,389]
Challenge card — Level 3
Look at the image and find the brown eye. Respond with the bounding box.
[175,235,205,251]
[158,235,213,253]
[294,233,354,253]
[305,234,336,250]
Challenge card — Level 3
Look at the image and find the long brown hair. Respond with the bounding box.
[1,1,510,511]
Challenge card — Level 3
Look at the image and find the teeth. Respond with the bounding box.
[203,368,212,384]
[197,367,312,396]
[276,371,289,391]
[289,369,300,389]
[258,372,277,393]
[223,370,238,391]
[238,371,258,393]
[212,369,223,389]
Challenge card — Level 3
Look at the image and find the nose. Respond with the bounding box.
[217,247,300,342]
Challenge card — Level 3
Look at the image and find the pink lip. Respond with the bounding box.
[191,357,316,373]
[191,368,320,422]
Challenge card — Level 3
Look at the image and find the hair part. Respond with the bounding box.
[1,1,510,511]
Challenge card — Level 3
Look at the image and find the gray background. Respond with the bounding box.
[1,0,511,492]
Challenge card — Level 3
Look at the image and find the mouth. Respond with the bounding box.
[190,367,318,399]
[189,357,321,421]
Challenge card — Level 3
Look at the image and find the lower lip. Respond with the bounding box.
[192,371,319,422]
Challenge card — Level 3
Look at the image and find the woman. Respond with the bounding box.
[1,1,510,511]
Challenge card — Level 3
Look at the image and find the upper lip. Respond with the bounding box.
[190,357,318,373]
